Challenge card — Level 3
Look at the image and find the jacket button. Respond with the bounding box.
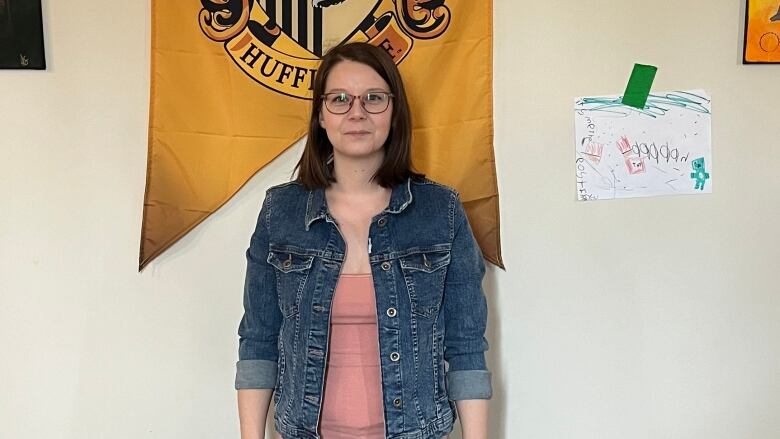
[381,261,391,271]
[386,307,397,317]
[389,352,400,362]
[393,397,402,408]
[377,217,387,227]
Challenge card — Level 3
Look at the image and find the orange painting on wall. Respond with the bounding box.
[744,0,780,63]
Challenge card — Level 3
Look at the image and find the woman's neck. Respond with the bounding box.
[329,153,386,195]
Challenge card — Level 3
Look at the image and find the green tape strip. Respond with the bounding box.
[622,63,657,109]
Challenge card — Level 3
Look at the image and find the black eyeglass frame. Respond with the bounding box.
[320,92,395,115]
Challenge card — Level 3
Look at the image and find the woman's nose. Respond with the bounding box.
[346,97,368,119]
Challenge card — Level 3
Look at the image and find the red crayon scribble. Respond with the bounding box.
[583,141,604,164]
[625,156,646,175]
[616,136,632,155]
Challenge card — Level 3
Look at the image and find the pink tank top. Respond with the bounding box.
[319,273,385,438]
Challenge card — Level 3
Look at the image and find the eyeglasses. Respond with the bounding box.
[321,92,394,114]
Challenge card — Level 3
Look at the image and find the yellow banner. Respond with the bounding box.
[142,0,503,269]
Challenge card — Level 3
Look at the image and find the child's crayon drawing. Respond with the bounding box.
[574,90,712,201]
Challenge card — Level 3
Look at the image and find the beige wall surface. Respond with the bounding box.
[1,1,778,438]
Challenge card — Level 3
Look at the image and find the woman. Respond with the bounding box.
[236,42,491,439]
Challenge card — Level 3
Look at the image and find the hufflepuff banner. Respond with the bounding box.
[141,0,503,269]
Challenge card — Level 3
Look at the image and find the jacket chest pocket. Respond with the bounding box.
[399,247,451,318]
[268,246,315,318]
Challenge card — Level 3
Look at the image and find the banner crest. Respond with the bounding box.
[198,0,451,99]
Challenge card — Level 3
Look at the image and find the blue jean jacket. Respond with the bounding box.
[235,178,492,439]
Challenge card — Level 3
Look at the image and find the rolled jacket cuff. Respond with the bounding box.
[446,369,492,400]
[235,359,277,389]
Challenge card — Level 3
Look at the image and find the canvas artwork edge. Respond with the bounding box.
[743,0,780,64]
[0,0,46,69]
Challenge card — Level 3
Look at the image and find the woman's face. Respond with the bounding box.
[319,60,393,163]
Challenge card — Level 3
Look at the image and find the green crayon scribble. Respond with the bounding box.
[576,91,711,119]
[690,157,710,190]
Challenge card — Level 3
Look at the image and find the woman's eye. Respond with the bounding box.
[333,93,349,103]
[365,93,384,102]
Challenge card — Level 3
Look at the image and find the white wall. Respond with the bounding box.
[2,1,779,438]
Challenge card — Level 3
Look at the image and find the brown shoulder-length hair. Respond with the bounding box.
[294,42,424,190]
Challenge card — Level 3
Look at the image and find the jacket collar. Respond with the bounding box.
[305,178,413,231]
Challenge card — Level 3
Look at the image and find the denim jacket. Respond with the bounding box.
[235,177,492,439]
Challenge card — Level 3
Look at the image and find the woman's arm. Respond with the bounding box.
[238,389,273,439]
[455,399,489,439]
[236,191,281,438]
[442,192,492,438]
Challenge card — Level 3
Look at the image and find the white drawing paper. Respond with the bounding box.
[574,90,712,201]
